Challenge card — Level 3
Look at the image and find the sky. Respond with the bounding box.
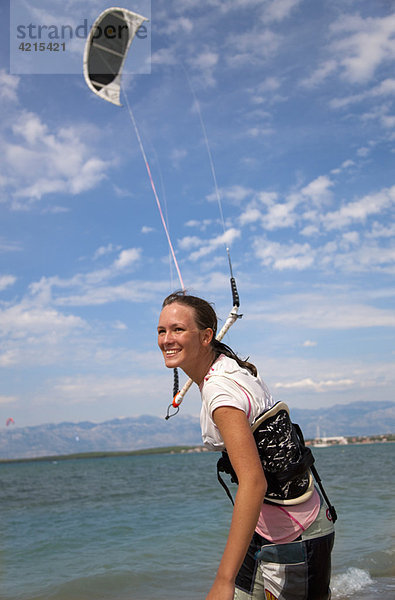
[0,0,394,428]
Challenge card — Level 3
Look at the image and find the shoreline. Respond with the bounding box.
[0,435,394,465]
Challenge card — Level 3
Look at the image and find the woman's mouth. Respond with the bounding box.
[165,349,181,356]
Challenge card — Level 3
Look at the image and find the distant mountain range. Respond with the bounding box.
[1,401,394,460]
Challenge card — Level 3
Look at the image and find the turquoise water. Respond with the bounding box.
[1,443,394,599]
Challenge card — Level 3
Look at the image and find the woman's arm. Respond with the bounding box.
[206,406,267,600]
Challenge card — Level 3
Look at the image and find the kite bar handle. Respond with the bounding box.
[230,277,240,308]
[227,249,240,308]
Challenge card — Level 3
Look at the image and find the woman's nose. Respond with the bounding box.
[163,330,174,345]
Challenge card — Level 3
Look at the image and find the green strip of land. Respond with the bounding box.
[0,445,203,465]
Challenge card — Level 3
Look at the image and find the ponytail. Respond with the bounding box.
[212,339,257,377]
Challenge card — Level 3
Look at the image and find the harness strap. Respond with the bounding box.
[292,422,337,523]
[310,464,337,523]
[217,460,235,506]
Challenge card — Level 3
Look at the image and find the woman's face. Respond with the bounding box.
[157,302,213,379]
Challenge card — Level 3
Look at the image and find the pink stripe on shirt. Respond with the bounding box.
[233,381,252,419]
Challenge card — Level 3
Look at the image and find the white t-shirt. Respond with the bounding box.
[199,354,320,543]
[200,354,274,450]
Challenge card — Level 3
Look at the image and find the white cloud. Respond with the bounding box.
[225,28,281,67]
[274,377,355,392]
[331,159,355,175]
[93,244,120,260]
[213,185,254,204]
[263,0,302,23]
[324,186,395,230]
[253,239,314,270]
[38,367,171,411]
[263,199,298,230]
[301,175,334,205]
[239,206,263,226]
[246,126,275,138]
[0,395,17,405]
[330,77,395,109]
[255,77,282,94]
[252,293,395,329]
[357,146,371,157]
[185,219,213,231]
[300,224,319,237]
[113,248,141,270]
[180,228,241,261]
[188,50,219,86]
[164,16,193,35]
[112,320,128,330]
[249,76,285,106]
[0,304,85,340]
[330,13,395,83]
[302,340,317,347]
[341,231,359,247]
[151,47,178,66]
[369,222,395,239]
[302,14,395,90]
[170,148,188,168]
[0,275,17,291]
[178,236,202,251]
[51,375,143,403]
[332,242,395,274]
[1,110,112,208]
[52,278,169,307]
[301,60,338,88]
[0,70,20,102]
[0,350,20,367]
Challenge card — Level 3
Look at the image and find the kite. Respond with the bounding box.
[6,418,15,426]
[83,7,147,106]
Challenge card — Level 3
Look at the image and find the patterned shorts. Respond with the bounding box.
[234,501,335,600]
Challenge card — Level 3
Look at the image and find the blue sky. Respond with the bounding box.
[1,0,394,428]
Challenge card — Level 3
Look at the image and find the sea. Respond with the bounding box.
[1,443,394,600]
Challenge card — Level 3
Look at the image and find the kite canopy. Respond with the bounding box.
[83,7,147,106]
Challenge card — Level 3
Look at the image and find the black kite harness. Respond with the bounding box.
[217,401,337,523]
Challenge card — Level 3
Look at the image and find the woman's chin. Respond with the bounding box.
[164,354,182,369]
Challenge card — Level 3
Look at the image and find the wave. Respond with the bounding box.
[331,568,373,598]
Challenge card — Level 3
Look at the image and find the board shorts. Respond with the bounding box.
[234,497,335,600]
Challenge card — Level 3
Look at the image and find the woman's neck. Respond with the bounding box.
[185,349,217,385]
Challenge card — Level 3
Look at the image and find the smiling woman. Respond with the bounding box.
[157,292,335,600]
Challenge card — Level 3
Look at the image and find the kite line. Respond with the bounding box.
[165,73,242,419]
[183,67,227,239]
[122,87,185,291]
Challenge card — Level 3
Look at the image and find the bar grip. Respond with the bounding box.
[230,277,240,307]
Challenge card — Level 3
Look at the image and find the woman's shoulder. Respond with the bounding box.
[210,354,249,377]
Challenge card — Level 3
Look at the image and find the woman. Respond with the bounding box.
[157,291,334,600]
